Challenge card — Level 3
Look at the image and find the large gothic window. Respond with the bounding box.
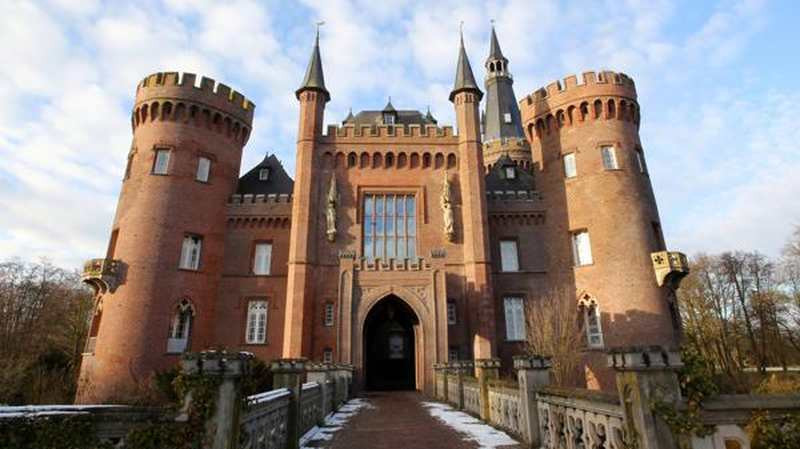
[363,194,416,260]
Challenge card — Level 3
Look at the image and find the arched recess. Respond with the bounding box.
[355,286,432,391]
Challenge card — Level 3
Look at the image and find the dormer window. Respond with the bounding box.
[259,168,270,181]
[505,166,515,179]
[383,113,395,125]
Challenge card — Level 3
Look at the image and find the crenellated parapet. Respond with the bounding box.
[226,193,293,229]
[321,123,456,142]
[519,70,640,141]
[132,72,254,145]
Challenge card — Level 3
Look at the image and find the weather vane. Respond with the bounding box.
[316,21,325,37]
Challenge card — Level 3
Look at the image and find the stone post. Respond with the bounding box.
[475,358,501,420]
[456,361,473,410]
[514,355,552,447]
[608,346,682,449]
[306,362,333,418]
[180,351,252,449]
[272,358,307,449]
[433,363,446,399]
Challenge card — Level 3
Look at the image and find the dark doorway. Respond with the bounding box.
[364,295,418,390]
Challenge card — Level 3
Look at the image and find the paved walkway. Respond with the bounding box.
[304,391,523,449]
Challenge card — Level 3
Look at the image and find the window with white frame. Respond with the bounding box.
[500,240,519,272]
[447,302,457,325]
[196,157,211,182]
[505,166,516,179]
[563,153,577,178]
[503,112,512,123]
[601,146,618,170]
[253,242,272,275]
[167,299,193,353]
[259,167,270,181]
[584,303,604,348]
[324,303,335,327]
[245,300,268,344]
[635,148,647,173]
[153,149,170,175]
[504,296,526,341]
[179,235,203,270]
[571,230,593,266]
[323,349,333,363]
[363,193,416,260]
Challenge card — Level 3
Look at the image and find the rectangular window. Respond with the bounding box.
[363,193,416,260]
[505,166,516,179]
[601,146,618,170]
[448,347,459,361]
[324,303,335,327]
[245,300,268,344]
[504,296,526,341]
[323,349,333,363]
[259,167,270,181]
[563,153,577,178]
[179,235,202,270]
[571,230,593,266]
[153,149,170,175]
[253,243,272,275]
[635,148,647,173]
[585,305,604,348]
[503,112,512,123]
[500,240,519,272]
[196,157,211,182]
[447,302,457,325]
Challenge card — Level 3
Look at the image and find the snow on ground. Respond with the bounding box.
[422,401,520,449]
[300,398,373,448]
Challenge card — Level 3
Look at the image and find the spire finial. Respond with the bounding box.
[315,21,325,43]
[459,21,465,44]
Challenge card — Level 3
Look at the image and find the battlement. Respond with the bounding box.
[228,193,293,205]
[520,70,637,111]
[135,72,255,124]
[320,123,456,142]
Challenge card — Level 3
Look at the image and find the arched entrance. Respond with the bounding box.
[363,295,419,390]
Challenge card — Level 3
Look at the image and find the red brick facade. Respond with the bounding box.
[76,36,680,403]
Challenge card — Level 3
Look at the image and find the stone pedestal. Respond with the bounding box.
[180,351,253,449]
[433,363,447,400]
[608,346,682,449]
[272,358,307,449]
[475,358,501,420]
[514,355,551,447]
[307,362,334,417]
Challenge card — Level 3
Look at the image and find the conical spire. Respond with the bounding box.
[449,30,483,102]
[488,25,505,61]
[382,97,396,112]
[343,107,354,123]
[296,27,330,102]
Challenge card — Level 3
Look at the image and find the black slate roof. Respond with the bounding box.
[485,154,535,192]
[343,109,437,126]
[236,154,294,195]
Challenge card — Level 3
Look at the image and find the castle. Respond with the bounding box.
[76,28,687,402]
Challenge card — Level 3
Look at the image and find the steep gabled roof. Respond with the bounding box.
[236,154,294,195]
[343,109,437,126]
[485,154,535,192]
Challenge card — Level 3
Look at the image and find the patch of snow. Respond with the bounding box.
[421,401,520,449]
[300,398,373,448]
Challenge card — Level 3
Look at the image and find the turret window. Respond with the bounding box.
[563,153,577,178]
[245,300,268,344]
[196,157,211,182]
[503,112,512,124]
[601,146,618,170]
[167,299,194,353]
[179,234,203,270]
[571,230,593,266]
[153,148,170,175]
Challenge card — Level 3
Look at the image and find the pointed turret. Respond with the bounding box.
[488,26,505,61]
[296,29,330,102]
[449,32,483,102]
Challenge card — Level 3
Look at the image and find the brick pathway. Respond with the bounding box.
[307,391,523,449]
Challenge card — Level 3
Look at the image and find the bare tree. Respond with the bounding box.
[524,287,586,387]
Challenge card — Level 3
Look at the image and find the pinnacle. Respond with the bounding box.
[449,29,483,102]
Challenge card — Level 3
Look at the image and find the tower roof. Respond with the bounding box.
[382,97,397,113]
[449,32,483,102]
[488,26,506,61]
[296,29,330,102]
[237,154,294,195]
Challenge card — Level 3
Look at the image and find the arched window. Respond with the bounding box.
[578,293,604,348]
[167,299,194,353]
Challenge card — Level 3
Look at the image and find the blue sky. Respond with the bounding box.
[1,0,799,268]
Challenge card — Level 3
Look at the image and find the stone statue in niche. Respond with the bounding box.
[441,172,455,242]
[326,174,337,242]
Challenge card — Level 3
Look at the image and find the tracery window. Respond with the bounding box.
[503,296,526,341]
[167,299,194,353]
[245,300,268,344]
[363,193,416,260]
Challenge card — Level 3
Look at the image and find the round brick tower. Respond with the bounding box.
[519,71,679,389]
[77,72,254,403]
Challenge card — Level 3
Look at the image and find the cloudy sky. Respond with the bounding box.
[1,0,798,269]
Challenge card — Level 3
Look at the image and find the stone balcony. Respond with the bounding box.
[82,258,122,294]
[651,251,690,289]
